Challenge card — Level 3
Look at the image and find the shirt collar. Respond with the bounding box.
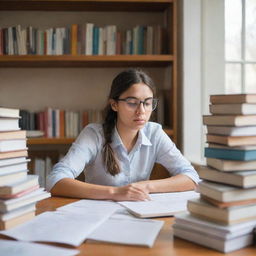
[110,126,152,149]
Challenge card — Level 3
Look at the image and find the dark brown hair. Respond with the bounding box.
[102,68,155,176]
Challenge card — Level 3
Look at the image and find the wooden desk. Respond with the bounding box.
[33,197,256,256]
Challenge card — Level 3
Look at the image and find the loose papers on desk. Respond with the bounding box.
[88,210,164,247]
[0,200,120,246]
[118,190,199,218]
[0,240,79,256]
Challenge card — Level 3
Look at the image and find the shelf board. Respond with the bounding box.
[0,55,174,68]
[0,0,173,12]
[27,128,173,145]
[28,137,75,145]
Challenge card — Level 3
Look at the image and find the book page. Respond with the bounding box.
[119,191,199,217]
[0,240,79,256]
[0,207,118,246]
[88,215,164,247]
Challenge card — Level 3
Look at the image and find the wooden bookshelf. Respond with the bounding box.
[1,0,178,169]
[0,55,174,68]
[0,0,173,12]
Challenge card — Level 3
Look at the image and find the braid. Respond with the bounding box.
[102,106,120,176]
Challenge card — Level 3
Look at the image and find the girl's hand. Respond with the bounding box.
[111,183,150,201]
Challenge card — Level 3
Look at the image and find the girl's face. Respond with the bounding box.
[110,83,154,132]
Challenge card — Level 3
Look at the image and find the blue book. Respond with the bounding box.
[92,26,99,55]
[205,147,256,161]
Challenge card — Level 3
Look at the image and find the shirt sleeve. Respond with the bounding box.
[155,127,200,184]
[46,125,101,191]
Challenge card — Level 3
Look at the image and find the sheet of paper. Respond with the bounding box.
[57,198,122,214]
[118,191,200,217]
[88,216,164,247]
[0,208,117,246]
[0,240,79,256]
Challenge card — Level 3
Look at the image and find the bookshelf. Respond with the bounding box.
[0,0,177,177]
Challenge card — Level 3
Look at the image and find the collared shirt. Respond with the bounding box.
[46,122,200,191]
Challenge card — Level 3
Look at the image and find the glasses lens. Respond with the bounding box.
[144,98,158,111]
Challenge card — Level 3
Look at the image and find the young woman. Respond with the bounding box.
[47,69,199,201]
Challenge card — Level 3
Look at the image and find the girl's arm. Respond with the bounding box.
[50,178,150,201]
[136,174,197,193]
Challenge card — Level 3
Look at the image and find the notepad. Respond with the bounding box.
[118,190,199,218]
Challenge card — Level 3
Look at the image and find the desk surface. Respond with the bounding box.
[33,197,256,256]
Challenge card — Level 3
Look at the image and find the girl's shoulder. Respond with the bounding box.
[143,121,163,136]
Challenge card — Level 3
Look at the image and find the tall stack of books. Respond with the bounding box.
[173,94,256,253]
[0,107,50,230]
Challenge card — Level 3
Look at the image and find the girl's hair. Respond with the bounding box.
[102,68,155,176]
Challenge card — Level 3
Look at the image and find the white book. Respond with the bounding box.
[173,225,253,253]
[0,157,27,167]
[174,212,256,240]
[85,23,94,55]
[88,216,163,247]
[207,125,256,136]
[0,175,39,195]
[0,203,36,221]
[0,118,20,131]
[0,161,29,176]
[0,139,26,152]
[0,107,19,118]
[0,171,28,186]
[119,191,199,218]
[34,158,46,187]
[0,188,50,213]
[0,240,79,256]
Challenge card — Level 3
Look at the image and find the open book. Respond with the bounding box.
[118,190,199,218]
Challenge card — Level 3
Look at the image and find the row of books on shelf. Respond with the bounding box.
[19,108,103,138]
[173,94,256,253]
[0,24,166,56]
[0,107,50,230]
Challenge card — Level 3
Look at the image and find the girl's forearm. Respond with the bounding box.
[138,174,197,193]
[50,178,115,200]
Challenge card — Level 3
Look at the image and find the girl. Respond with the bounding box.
[47,69,199,201]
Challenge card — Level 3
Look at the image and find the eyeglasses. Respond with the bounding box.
[116,97,158,111]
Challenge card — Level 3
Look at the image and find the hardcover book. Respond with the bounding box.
[207,125,256,136]
[210,94,256,104]
[206,134,256,146]
[203,115,256,126]
[187,198,256,225]
[204,147,256,161]
[199,181,256,202]
[209,103,256,115]
[197,166,256,188]
[207,158,256,171]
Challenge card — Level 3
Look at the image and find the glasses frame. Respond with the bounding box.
[116,97,158,111]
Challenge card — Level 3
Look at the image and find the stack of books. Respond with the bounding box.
[0,107,50,230]
[173,94,256,253]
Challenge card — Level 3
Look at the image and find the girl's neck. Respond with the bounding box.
[116,124,139,153]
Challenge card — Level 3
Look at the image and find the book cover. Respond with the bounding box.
[197,165,256,188]
[199,181,256,202]
[204,147,256,160]
[210,94,256,104]
[206,134,256,146]
[0,150,28,160]
[188,198,256,225]
[209,103,256,115]
[203,115,256,126]
[206,125,256,136]
[0,107,19,118]
[207,157,256,171]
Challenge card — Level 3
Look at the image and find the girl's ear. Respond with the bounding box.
[109,99,118,112]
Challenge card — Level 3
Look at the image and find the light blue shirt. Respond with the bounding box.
[46,122,199,191]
